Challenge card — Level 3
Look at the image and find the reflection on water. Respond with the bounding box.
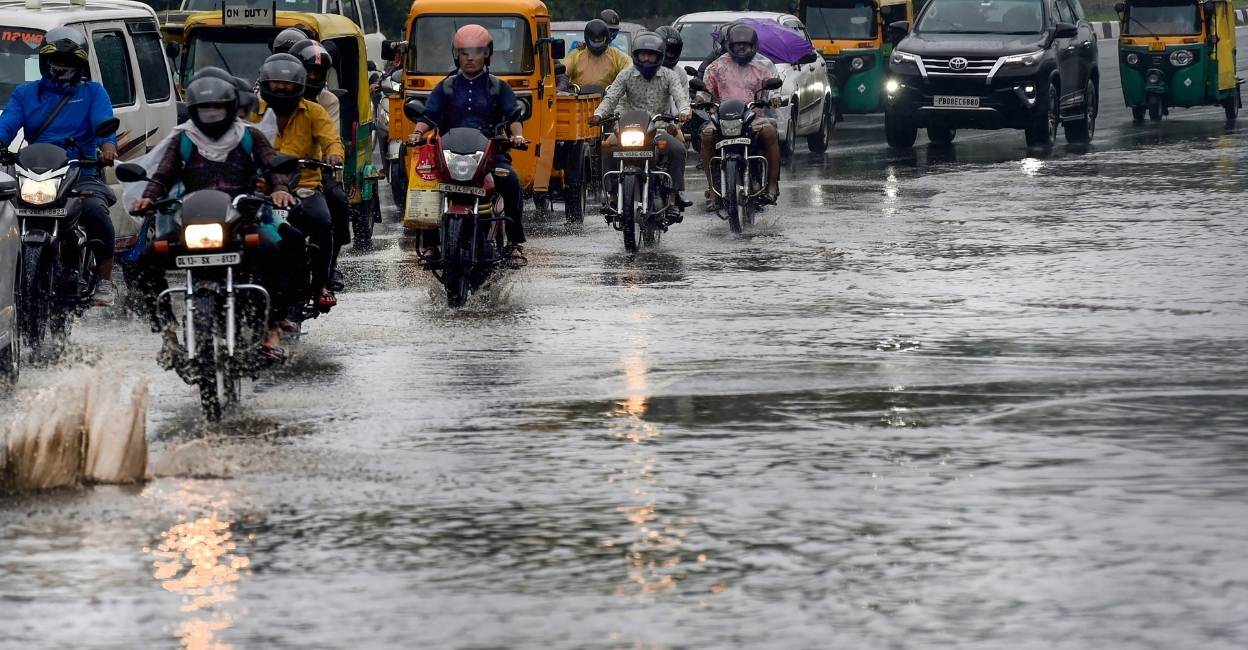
[145,482,251,650]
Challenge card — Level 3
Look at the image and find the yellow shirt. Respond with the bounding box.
[253,99,345,190]
[562,46,631,88]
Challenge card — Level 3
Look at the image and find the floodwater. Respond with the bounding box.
[3,35,1248,650]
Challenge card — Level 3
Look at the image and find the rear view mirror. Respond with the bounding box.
[0,172,16,202]
[689,77,708,93]
[555,63,567,76]
[331,88,348,99]
[381,40,400,61]
[164,41,181,60]
[797,51,818,65]
[550,39,566,61]
[684,65,699,77]
[404,99,426,122]
[114,163,148,184]
[390,70,403,84]
[95,117,120,137]
[763,77,783,91]
[367,60,378,72]
[888,20,910,34]
[509,104,526,122]
[1054,22,1078,39]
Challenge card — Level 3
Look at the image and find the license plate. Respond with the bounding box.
[613,150,654,159]
[716,137,752,149]
[176,253,241,268]
[438,183,487,197]
[1148,41,1166,52]
[270,208,291,220]
[16,207,67,217]
[934,95,980,108]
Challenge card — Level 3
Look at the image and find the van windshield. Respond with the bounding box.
[1124,1,1200,35]
[916,0,1045,35]
[185,28,281,86]
[0,27,44,106]
[408,16,533,75]
[183,0,320,11]
[805,1,879,40]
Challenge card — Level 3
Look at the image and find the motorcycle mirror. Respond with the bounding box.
[369,72,380,85]
[508,103,527,122]
[555,63,567,76]
[797,51,819,65]
[684,65,699,77]
[404,99,427,122]
[689,77,708,93]
[268,155,300,175]
[1113,2,1125,14]
[381,40,401,61]
[367,60,378,72]
[164,41,181,61]
[114,163,149,184]
[0,172,16,202]
[762,77,783,91]
[95,117,120,137]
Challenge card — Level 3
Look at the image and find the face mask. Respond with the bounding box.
[48,63,79,84]
[730,45,755,65]
[197,107,228,124]
[635,59,661,80]
[586,38,608,56]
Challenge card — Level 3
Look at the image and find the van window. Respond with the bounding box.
[358,0,379,35]
[131,31,171,103]
[0,26,44,106]
[340,0,360,26]
[92,30,136,106]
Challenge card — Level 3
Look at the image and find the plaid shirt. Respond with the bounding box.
[593,66,691,119]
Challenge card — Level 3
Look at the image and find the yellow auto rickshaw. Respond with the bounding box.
[1115,0,1243,122]
[798,0,914,115]
[175,8,383,244]
[387,0,601,228]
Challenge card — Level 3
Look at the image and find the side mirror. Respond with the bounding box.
[95,117,120,137]
[268,154,300,175]
[555,63,567,75]
[114,163,149,183]
[689,77,708,93]
[888,20,910,34]
[164,41,181,60]
[762,77,783,91]
[797,51,819,65]
[367,60,378,72]
[508,104,526,122]
[1054,22,1078,39]
[381,40,399,61]
[1113,2,1126,14]
[550,39,566,61]
[0,172,16,202]
[684,65,699,77]
[404,99,426,121]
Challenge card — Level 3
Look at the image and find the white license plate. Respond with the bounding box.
[176,253,241,268]
[16,207,67,217]
[270,208,291,220]
[716,137,752,149]
[613,150,654,159]
[934,95,981,108]
[438,183,486,197]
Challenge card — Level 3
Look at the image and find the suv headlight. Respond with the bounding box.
[1002,50,1044,68]
[890,51,920,66]
[1169,50,1194,67]
[720,118,743,137]
[19,178,60,205]
[620,129,645,148]
[184,223,224,250]
[444,151,483,182]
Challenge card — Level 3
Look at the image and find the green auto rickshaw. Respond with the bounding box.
[1116,0,1243,123]
[797,0,913,115]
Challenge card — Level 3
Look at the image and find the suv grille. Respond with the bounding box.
[923,56,998,77]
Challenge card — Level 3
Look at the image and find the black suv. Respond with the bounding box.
[882,0,1099,148]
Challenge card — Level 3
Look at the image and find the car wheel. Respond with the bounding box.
[782,109,797,159]
[806,99,831,154]
[1025,82,1059,148]
[1064,79,1097,144]
[884,110,917,149]
[1223,90,1239,122]
[926,126,956,145]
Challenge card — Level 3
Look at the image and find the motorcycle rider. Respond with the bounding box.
[654,25,689,111]
[589,31,692,223]
[0,27,119,306]
[406,24,529,262]
[700,23,783,207]
[129,75,296,361]
[562,19,630,89]
[253,53,344,310]
[600,9,624,46]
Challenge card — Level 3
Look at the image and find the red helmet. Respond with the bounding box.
[452,24,493,65]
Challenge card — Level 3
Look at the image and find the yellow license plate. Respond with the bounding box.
[1148,41,1166,52]
[822,44,841,55]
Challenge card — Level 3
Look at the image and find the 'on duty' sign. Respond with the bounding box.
[222,3,276,26]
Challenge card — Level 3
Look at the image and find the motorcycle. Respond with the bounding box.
[116,160,297,421]
[383,69,407,210]
[600,110,678,253]
[691,77,784,233]
[0,117,119,362]
[403,100,525,308]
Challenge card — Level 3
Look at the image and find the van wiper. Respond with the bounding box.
[1128,17,1159,39]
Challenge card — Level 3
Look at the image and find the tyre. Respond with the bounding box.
[351,197,376,248]
[723,157,742,234]
[807,99,831,154]
[640,185,661,248]
[441,216,470,308]
[388,159,407,216]
[18,246,52,362]
[1064,80,1097,144]
[563,153,588,224]
[1,274,17,387]
[1025,83,1059,147]
[1132,105,1146,124]
[884,110,918,148]
[621,174,637,253]
[192,290,230,422]
[926,126,956,145]
[782,109,797,159]
[1224,91,1239,122]
[1147,94,1163,122]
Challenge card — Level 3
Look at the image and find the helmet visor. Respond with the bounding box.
[196,105,230,124]
[455,47,489,59]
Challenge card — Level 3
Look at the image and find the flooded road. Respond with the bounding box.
[4,35,1248,649]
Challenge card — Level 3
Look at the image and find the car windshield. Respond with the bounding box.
[552,29,629,55]
[676,22,721,61]
[916,0,1045,35]
[805,1,879,40]
[409,16,533,75]
[1124,1,1200,35]
[184,0,319,10]
[0,27,44,106]
[185,28,281,86]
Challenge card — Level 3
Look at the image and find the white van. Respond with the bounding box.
[0,0,179,256]
[176,0,387,66]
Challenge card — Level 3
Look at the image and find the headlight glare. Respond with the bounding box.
[884,79,901,95]
[19,178,60,205]
[720,118,743,137]
[184,223,225,250]
[444,151,483,182]
[1169,50,1193,67]
[620,129,645,148]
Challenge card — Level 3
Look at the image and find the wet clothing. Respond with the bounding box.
[562,46,630,88]
[0,79,118,169]
[704,53,782,105]
[594,66,691,120]
[255,99,344,191]
[316,88,341,126]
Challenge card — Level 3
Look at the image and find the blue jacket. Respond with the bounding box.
[0,79,119,168]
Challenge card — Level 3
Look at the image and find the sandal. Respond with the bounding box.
[316,288,337,311]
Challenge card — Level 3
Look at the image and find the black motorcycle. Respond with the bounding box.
[691,77,783,233]
[0,117,119,361]
[601,110,678,253]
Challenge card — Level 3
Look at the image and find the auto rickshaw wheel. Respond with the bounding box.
[1132,105,1146,124]
[1223,92,1239,122]
[1147,95,1163,122]
[388,157,408,217]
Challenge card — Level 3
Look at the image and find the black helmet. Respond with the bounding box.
[655,25,683,69]
[258,53,307,116]
[583,19,610,56]
[294,41,333,99]
[600,9,621,30]
[38,26,89,88]
[725,23,758,65]
[186,76,239,139]
[272,27,310,54]
[630,31,664,81]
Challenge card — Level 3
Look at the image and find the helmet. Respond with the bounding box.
[725,23,758,65]
[654,25,683,69]
[192,67,257,116]
[185,76,239,140]
[271,27,311,54]
[600,9,621,30]
[452,24,494,67]
[294,41,333,99]
[583,19,610,56]
[258,53,307,116]
[38,27,89,88]
[630,31,664,81]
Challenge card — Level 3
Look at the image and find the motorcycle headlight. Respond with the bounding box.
[619,129,646,148]
[444,151,484,182]
[19,178,60,205]
[184,223,225,250]
[850,56,865,71]
[1002,50,1044,67]
[1125,52,1139,65]
[720,118,743,137]
[1169,50,1193,67]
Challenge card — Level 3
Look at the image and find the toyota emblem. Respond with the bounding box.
[949,57,969,71]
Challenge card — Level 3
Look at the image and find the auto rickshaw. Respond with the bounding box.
[176,8,383,245]
[387,0,601,232]
[1116,0,1243,123]
[796,0,913,115]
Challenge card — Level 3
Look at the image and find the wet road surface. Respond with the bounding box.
[3,34,1248,649]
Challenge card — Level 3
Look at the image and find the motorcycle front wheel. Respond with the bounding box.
[18,246,54,362]
[441,216,471,308]
[723,157,742,234]
[193,289,238,422]
[621,174,638,253]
